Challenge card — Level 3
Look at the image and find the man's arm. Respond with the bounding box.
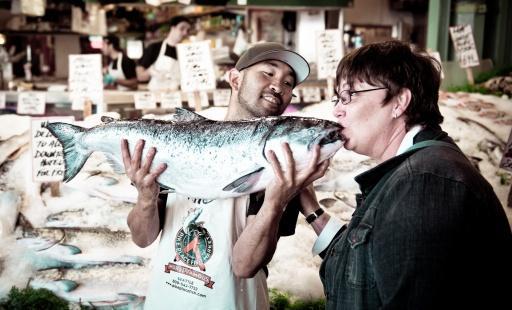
[122,139,167,247]
[232,143,329,278]
[136,42,159,82]
[117,58,138,90]
[136,65,151,83]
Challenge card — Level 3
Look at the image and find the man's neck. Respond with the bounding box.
[165,34,178,46]
[110,50,120,60]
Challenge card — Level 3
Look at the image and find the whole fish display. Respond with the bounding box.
[44,108,344,200]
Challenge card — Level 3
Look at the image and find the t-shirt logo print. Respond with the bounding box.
[174,224,213,271]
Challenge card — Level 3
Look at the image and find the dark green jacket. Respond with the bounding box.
[320,127,512,309]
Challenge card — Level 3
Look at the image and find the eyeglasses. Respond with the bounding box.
[331,87,387,106]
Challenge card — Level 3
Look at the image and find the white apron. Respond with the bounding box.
[108,54,129,91]
[147,42,181,92]
[144,194,269,310]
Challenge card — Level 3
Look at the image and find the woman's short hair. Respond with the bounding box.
[336,40,443,129]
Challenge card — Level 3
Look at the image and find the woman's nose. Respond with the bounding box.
[333,103,345,118]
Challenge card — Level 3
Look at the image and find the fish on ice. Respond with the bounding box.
[43,108,344,200]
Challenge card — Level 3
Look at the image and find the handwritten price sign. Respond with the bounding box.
[449,25,480,68]
[177,41,216,92]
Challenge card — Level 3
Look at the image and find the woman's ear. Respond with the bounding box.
[227,68,242,91]
[394,88,411,117]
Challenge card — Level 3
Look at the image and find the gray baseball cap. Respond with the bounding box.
[235,42,310,85]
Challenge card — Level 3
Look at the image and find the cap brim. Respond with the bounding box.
[243,50,310,85]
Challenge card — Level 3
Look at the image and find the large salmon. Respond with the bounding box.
[43,108,344,200]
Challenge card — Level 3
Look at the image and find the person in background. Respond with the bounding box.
[122,42,325,309]
[101,35,137,91]
[136,15,192,91]
[298,40,512,309]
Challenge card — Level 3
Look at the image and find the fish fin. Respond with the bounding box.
[222,167,264,194]
[101,116,115,123]
[104,154,125,174]
[173,108,208,122]
[42,122,91,182]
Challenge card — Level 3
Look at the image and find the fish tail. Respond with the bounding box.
[43,122,91,182]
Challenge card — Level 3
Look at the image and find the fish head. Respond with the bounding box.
[262,116,345,166]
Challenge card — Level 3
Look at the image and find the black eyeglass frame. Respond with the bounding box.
[332,87,388,106]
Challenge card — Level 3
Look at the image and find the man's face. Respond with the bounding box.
[169,21,191,43]
[101,41,110,56]
[237,60,296,118]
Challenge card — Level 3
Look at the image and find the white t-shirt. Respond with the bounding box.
[144,193,269,310]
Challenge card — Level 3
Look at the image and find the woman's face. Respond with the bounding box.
[332,80,395,158]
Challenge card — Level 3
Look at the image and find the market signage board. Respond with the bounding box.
[134,92,157,110]
[177,41,216,92]
[316,29,343,79]
[31,117,74,182]
[301,87,322,103]
[449,24,480,68]
[17,92,46,115]
[68,54,103,111]
[160,91,183,109]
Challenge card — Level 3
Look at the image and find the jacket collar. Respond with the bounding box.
[354,126,450,196]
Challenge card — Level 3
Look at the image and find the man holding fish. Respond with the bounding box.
[122,42,335,309]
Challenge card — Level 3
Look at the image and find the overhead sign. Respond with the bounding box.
[449,24,480,68]
[316,29,343,79]
[68,54,103,111]
[177,41,217,92]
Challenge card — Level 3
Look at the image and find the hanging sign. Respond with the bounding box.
[177,41,217,92]
[69,54,103,111]
[449,24,480,69]
[316,29,343,79]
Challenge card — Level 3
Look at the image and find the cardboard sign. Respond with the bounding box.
[200,91,210,108]
[0,92,5,109]
[134,92,157,110]
[301,87,322,103]
[17,92,46,115]
[31,117,74,182]
[500,129,512,172]
[177,41,217,92]
[449,25,480,68]
[68,54,103,111]
[160,91,183,109]
[212,89,231,107]
[316,29,343,79]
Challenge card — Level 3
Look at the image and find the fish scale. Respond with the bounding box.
[44,108,344,200]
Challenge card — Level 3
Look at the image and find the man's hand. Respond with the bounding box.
[121,139,167,202]
[265,143,330,210]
